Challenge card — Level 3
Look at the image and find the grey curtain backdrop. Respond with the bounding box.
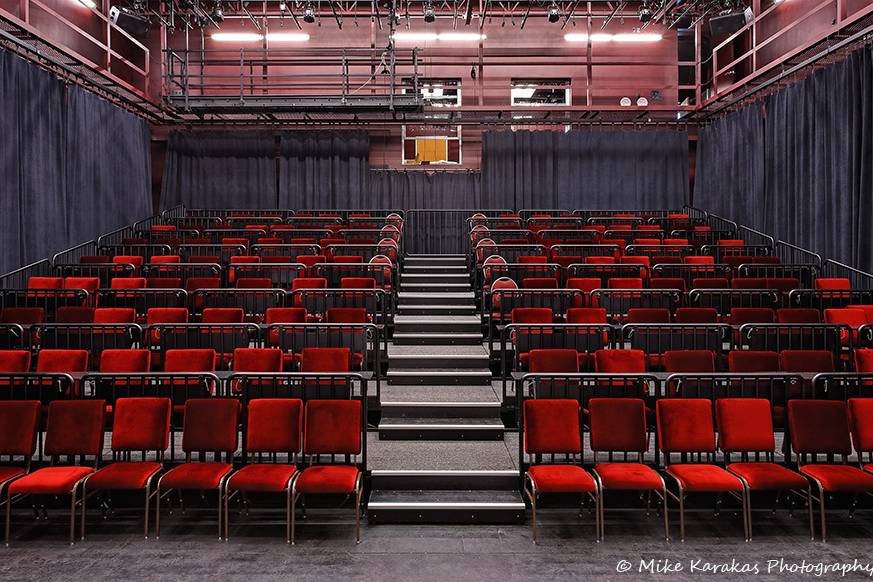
[278,131,370,208]
[369,169,482,209]
[0,48,151,274]
[695,44,873,272]
[481,130,689,209]
[161,131,277,210]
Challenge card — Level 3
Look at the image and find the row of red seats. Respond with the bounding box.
[523,397,873,542]
[1,397,362,544]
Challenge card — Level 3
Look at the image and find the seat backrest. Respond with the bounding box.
[650,278,687,292]
[233,348,282,372]
[788,400,852,456]
[150,255,182,264]
[56,306,95,323]
[265,307,307,325]
[776,308,821,324]
[511,308,552,324]
[99,349,151,372]
[780,350,834,373]
[815,278,851,290]
[692,277,729,289]
[110,277,147,289]
[848,398,873,454]
[229,255,260,264]
[325,308,368,324]
[28,276,64,289]
[181,398,239,454]
[522,278,558,289]
[201,308,245,323]
[684,256,715,265]
[730,307,776,326]
[607,277,643,289]
[589,398,647,453]
[112,397,171,452]
[856,348,873,372]
[656,398,715,454]
[36,349,89,373]
[715,398,775,453]
[664,350,715,373]
[675,307,718,324]
[291,277,328,291]
[728,350,780,372]
[594,349,646,373]
[528,349,579,373]
[0,350,32,372]
[301,347,351,372]
[44,400,105,457]
[93,308,136,324]
[823,308,867,328]
[0,307,45,325]
[147,277,182,289]
[523,399,581,455]
[303,399,361,455]
[566,278,601,295]
[491,277,519,293]
[164,349,216,372]
[0,401,40,456]
[247,398,303,454]
[147,307,188,325]
[235,277,273,289]
[565,307,607,324]
[113,256,144,268]
[518,256,548,264]
[185,277,221,292]
[627,308,671,324]
[340,277,376,289]
[731,277,768,290]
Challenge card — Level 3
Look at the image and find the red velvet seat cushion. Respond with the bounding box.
[865,464,873,474]
[0,466,26,484]
[594,463,663,490]
[799,465,873,492]
[294,465,359,494]
[665,464,744,492]
[227,464,297,493]
[86,462,162,490]
[9,466,94,495]
[727,463,808,491]
[527,465,596,494]
[160,462,233,490]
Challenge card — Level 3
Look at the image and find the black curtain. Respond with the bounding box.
[695,44,873,272]
[482,129,689,210]
[0,48,151,274]
[369,169,482,209]
[278,131,370,208]
[161,131,277,210]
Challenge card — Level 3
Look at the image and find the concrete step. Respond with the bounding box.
[367,489,525,524]
[388,353,489,369]
[403,264,470,274]
[381,401,501,418]
[394,315,481,334]
[405,254,467,265]
[370,469,519,490]
[377,417,505,440]
[380,384,498,403]
[386,369,492,385]
[401,273,471,284]
[392,332,483,345]
[400,282,472,292]
[397,304,477,316]
[398,291,475,305]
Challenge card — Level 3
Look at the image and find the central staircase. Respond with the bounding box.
[367,254,525,524]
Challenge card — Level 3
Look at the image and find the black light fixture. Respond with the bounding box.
[212,1,223,23]
[303,1,315,22]
[278,0,287,10]
[423,0,435,22]
[547,2,560,23]
[639,3,653,22]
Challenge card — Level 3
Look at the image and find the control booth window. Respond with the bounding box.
[402,125,462,166]
[511,78,571,106]
[402,78,461,108]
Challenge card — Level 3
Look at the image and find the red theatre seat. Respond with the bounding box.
[523,399,598,543]
[99,349,151,373]
[675,308,718,324]
[0,400,40,503]
[0,350,32,372]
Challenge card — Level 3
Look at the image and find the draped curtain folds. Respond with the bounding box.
[161,131,278,210]
[481,130,689,210]
[0,49,151,274]
[694,44,873,272]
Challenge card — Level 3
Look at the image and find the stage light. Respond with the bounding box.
[392,32,439,42]
[78,0,97,9]
[619,97,632,106]
[613,32,663,41]
[278,0,287,10]
[590,33,613,42]
[211,32,263,41]
[566,32,663,42]
[266,32,310,41]
[636,96,649,106]
[303,2,315,23]
[423,0,435,22]
[564,33,588,41]
[639,5,653,22]
[212,2,224,23]
[438,32,486,41]
[547,2,560,23]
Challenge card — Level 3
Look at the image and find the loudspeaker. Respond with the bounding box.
[110,6,150,37]
[709,7,753,36]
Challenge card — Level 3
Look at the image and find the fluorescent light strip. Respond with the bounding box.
[392,32,485,42]
[438,32,486,41]
[78,0,97,9]
[392,32,439,42]
[211,32,264,42]
[265,32,311,41]
[564,32,663,42]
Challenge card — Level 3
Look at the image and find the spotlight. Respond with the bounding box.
[303,1,315,23]
[639,5,653,22]
[636,96,649,106]
[547,2,560,23]
[212,1,224,23]
[178,0,194,10]
[470,64,477,79]
[278,0,286,10]
[423,0,435,22]
[619,97,632,106]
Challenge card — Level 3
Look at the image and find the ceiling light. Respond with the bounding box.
[78,0,97,9]
[613,33,663,41]
[392,32,439,42]
[567,32,663,42]
[636,96,649,106]
[438,32,486,41]
[211,32,263,41]
[423,0,435,22]
[266,32,310,41]
[303,2,315,23]
[547,2,560,23]
[619,97,632,106]
[590,33,613,42]
[564,33,589,41]
[278,0,286,9]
